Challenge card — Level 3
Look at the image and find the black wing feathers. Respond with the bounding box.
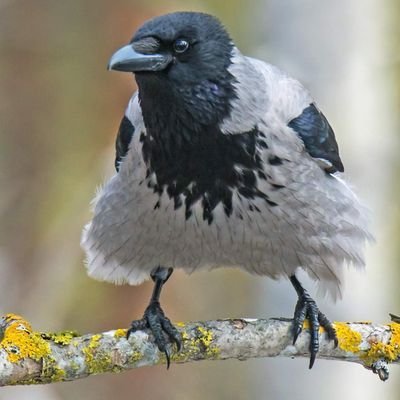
[288,103,344,173]
[115,115,135,171]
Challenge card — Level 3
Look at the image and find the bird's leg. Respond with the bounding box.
[290,275,338,369]
[127,266,182,368]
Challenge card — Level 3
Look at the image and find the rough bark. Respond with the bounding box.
[0,313,399,386]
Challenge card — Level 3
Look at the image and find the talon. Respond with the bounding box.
[128,301,182,368]
[168,329,182,352]
[164,347,171,369]
[127,319,147,339]
[160,315,182,351]
[318,311,338,347]
[127,266,181,369]
[290,275,337,369]
[292,299,307,345]
[333,336,339,348]
[174,334,183,352]
[292,326,302,345]
[309,351,316,369]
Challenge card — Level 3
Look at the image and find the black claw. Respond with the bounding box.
[160,315,182,351]
[291,295,322,369]
[309,351,316,369]
[290,276,336,369]
[164,347,171,369]
[318,311,338,347]
[127,301,182,368]
[174,337,182,352]
[127,266,181,368]
[292,298,306,345]
[127,319,148,339]
[292,325,302,345]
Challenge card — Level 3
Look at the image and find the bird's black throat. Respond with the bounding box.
[136,74,276,224]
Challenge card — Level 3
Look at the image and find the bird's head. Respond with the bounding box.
[108,12,237,126]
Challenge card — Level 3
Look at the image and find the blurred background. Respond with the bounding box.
[0,0,399,399]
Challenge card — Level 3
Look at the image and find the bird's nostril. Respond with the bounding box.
[132,37,161,54]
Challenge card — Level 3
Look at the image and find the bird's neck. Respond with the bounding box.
[136,71,236,156]
[134,60,269,222]
[139,73,235,123]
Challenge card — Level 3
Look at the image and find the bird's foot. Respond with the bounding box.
[127,301,182,368]
[292,291,338,369]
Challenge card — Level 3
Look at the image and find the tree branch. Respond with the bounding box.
[0,313,399,386]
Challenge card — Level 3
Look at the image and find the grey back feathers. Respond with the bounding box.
[81,15,372,300]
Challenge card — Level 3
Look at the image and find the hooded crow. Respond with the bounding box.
[81,12,372,369]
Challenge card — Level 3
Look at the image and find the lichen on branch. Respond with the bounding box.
[0,313,399,386]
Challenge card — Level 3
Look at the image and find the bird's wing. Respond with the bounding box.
[115,115,135,171]
[114,92,141,172]
[246,57,344,174]
[287,103,344,173]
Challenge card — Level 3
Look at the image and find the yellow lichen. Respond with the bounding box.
[0,314,74,384]
[196,326,220,358]
[389,322,400,348]
[89,334,102,347]
[388,322,400,361]
[130,351,143,363]
[114,329,127,339]
[69,360,81,373]
[175,322,189,340]
[362,322,400,365]
[82,334,101,365]
[41,330,79,346]
[181,330,189,341]
[0,314,51,363]
[334,322,362,353]
[44,364,66,382]
[197,326,213,349]
[170,325,220,364]
[82,334,112,374]
[302,320,324,333]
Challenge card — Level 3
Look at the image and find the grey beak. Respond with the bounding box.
[108,44,170,72]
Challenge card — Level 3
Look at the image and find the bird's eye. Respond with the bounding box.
[173,39,190,53]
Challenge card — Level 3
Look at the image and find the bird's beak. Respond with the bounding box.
[108,42,171,73]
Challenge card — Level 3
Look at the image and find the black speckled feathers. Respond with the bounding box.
[140,126,278,224]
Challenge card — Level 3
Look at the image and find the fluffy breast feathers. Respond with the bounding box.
[81,51,373,300]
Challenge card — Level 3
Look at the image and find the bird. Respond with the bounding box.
[81,11,372,369]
